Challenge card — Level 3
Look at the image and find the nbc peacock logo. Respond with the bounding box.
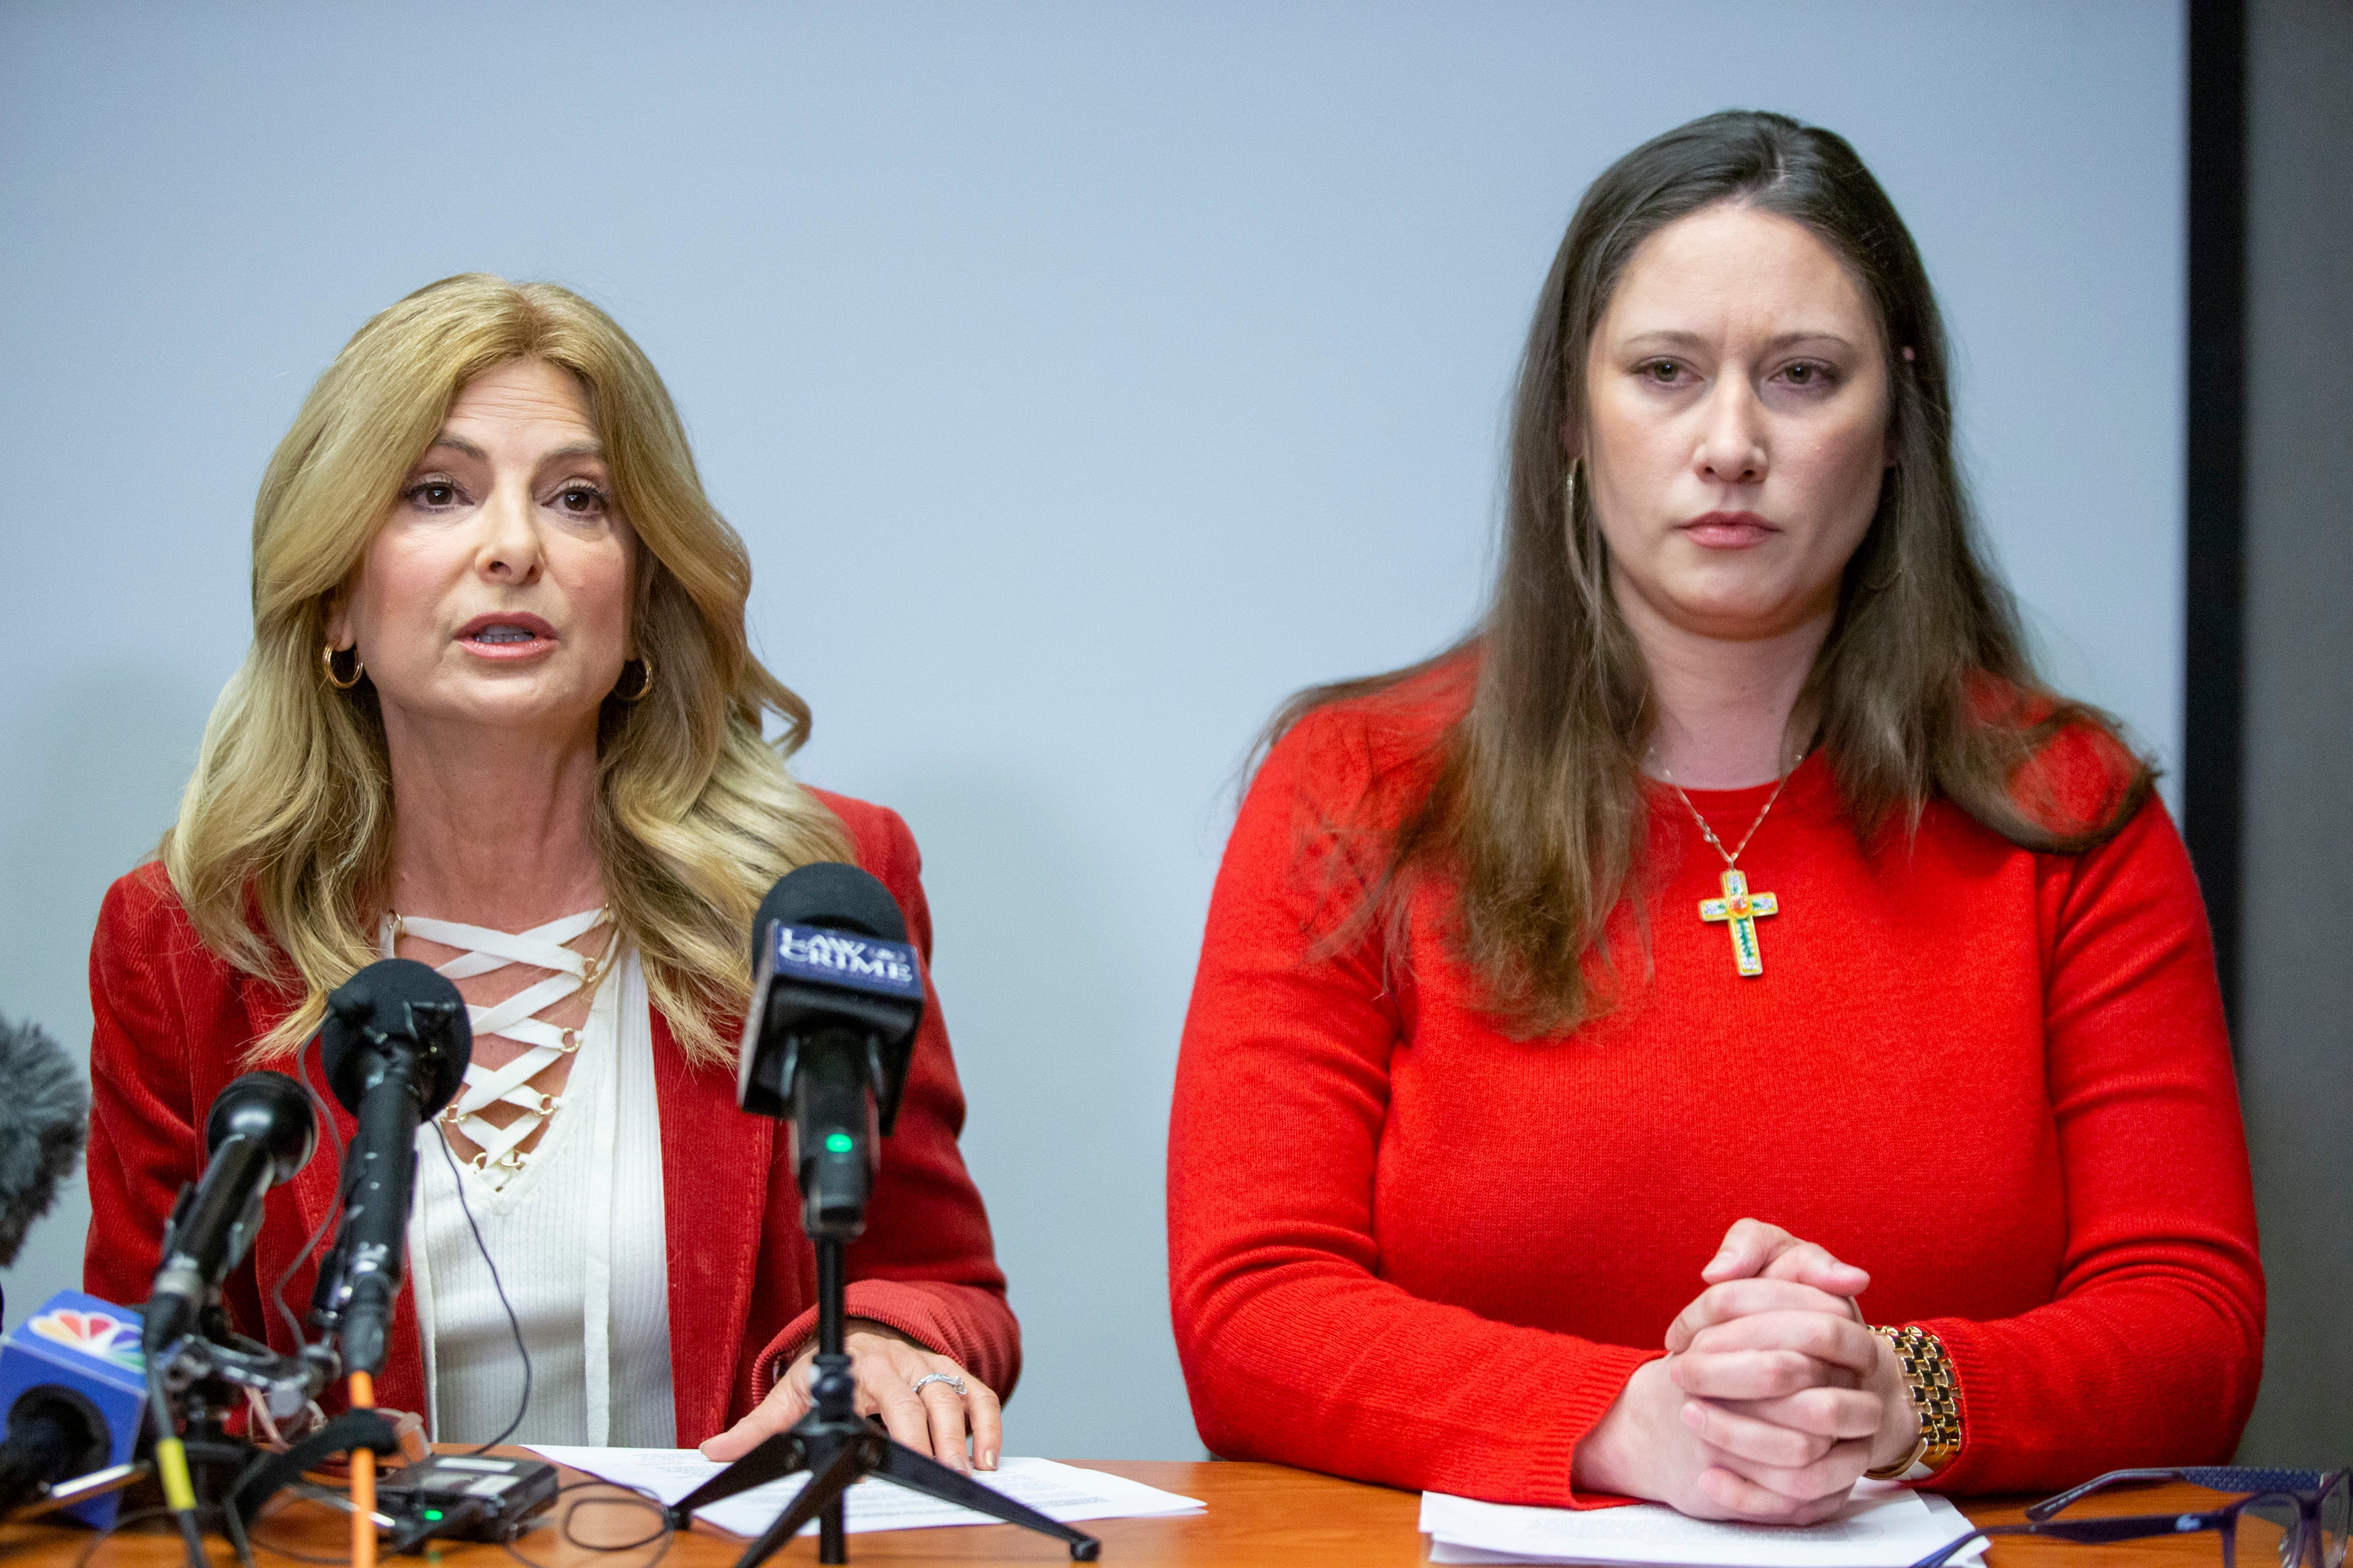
[28,1308,145,1372]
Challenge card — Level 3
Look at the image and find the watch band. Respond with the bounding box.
[1864,1324,1962,1480]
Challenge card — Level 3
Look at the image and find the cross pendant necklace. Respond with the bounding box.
[1654,753,1799,978]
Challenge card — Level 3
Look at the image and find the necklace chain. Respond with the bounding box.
[1654,754,1801,869]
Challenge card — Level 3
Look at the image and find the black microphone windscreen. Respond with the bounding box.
[204,1071,317,1183]
[752,862,908,962]
[0,1015,89,1270]
[320,958,473,1118]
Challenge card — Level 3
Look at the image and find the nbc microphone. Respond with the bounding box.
[0,1292,149,1526]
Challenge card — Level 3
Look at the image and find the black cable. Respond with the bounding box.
[73,1506,175,1568]
[272,1033,350,1350]
[243,1476,674,1568]
[218,1491,261,1568]
[497,1521,563,1567]
[64,1499,270,1568]
[145,1354,208,1568]
[559,1484,672,1553]
[432,1125,531,1452]
[223,1446,281,1568]
[532,1514,673,1568]
[244,1486,352,1565]
[502,1481,676,1568]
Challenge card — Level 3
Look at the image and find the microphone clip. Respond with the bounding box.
[149,1327,322,1431]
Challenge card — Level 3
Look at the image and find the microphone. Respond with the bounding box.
[311,960,471,1377]
[740,863,925,1240]
[0,1290,148,1527]
[142,1072,317,1356]
[0,1014,93,1321]
[673,862,1097,1565]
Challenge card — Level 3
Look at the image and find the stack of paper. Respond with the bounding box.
[526,1446,1203,1538]
[1420,1481,1985,1565]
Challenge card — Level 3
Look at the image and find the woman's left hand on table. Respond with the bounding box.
[700,1319,1002,1473]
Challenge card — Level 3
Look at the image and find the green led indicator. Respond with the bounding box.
[423,1510,444,1521]
[824,1132,854,1154]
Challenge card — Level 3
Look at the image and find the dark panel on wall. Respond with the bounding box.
[2184,0,2245,1026]
[2233,0,2353,1464]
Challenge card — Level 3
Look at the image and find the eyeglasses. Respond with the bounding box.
[1909,1467,2349,1568]
[2031,1469,2348,1528]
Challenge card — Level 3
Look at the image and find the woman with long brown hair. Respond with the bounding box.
[1168,112,2262,1518]
[86,275,1013,1469]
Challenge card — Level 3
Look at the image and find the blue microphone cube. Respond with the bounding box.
[0,1290,149,1526]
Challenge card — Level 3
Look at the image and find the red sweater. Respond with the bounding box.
[83,790,1016,1444]
[1168,680,2263,1504]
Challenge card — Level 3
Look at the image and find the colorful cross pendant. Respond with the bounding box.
[1698,867,1779,977]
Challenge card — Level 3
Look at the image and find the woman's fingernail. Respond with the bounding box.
[1680,1403,1704,1431]
[982,1450,998,1470]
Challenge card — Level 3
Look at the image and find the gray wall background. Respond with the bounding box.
[0,3,2188,1460]
[2237,0,2352,1462]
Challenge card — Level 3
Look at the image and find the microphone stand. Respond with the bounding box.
[666,1112,1098,1566]
[145,1306,329,1567]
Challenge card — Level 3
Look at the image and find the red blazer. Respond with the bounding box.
[83,790,1017,1444]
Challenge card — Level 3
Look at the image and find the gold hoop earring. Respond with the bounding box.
[323,643,364,691]
[614,657,655,704]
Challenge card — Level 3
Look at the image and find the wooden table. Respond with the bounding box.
[0,1460,2237,1568]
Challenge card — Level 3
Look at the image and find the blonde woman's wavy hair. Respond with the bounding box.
[165,273,854,1065]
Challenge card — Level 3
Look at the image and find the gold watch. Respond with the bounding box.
[1864,1324,1962,1479]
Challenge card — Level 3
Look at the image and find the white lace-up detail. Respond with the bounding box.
[402,936,678,1448]
[389,908,612,1189]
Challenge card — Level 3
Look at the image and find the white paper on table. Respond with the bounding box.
[1418,1481,1984,1567]
[525,1447,1203,1538]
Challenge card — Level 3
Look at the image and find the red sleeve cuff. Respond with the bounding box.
[1555,1346,1667,1510]
[750,1282,1008,1404]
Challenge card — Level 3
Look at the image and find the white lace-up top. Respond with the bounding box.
[385,910,678,1447]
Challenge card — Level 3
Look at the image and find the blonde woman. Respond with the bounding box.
[85,275,1013,1470]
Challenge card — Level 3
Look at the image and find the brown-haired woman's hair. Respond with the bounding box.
[165,273,855,1065]
[1263,109,2154,1036]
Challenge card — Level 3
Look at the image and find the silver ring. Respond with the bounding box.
[910,1372,967,1399]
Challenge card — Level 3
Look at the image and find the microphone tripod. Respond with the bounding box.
[676,861,1099,1565]
[668,1239,1098,1565]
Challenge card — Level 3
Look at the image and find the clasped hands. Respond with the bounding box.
[1575,1219,1920,1524]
